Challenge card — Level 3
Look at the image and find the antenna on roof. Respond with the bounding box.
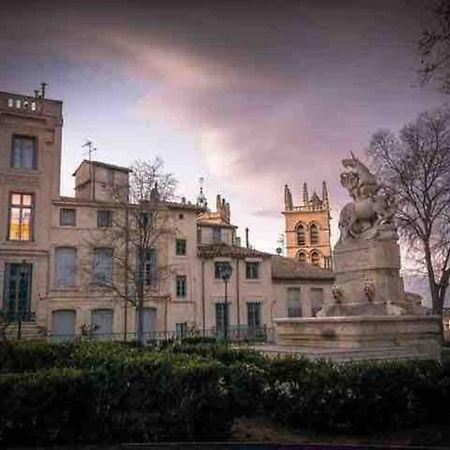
[82,140,97,162]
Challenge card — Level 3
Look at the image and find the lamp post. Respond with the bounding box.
[219,262,233,344]
[15,260,27,340]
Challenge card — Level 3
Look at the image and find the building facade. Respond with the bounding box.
[0,89,334,340]
[283,182,332,268]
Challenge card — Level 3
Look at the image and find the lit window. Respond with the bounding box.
[60,208,76,226]
[11,136,37,170]
[8,193,33,241]
[176,275,187,298]
[175,239,187,256]
[310,224,319,245]
[297,224,306,246]
[245,262,260,279]
[97,210,113,227]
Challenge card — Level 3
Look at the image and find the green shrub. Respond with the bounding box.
[0,340,75,373]
[0,357,232,445]
[262,357,449,433]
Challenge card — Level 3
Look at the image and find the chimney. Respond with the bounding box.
[245,227,249,248]
[225,202,230,222]
[216,194,221,212]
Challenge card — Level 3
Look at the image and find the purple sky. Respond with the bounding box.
[1,0,447,252]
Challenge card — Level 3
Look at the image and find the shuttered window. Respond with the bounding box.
[55,247,77,287]
[92,248,113,285]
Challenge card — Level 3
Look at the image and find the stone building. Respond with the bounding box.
[283,182,332,268]
[0,88,333,340]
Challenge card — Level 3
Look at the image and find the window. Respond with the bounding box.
[296,224,306,246]
[311,251,320,266]
[324,256,332,270]
[60,208,76,226]
[11,135,37,170]
[215,303,229,332]
[215,262,230,279]
[310,287,324,316]
[310,223,319,245]
[141,248,157,286]
[8,193,33,241]
[92,248,113,285]
[55,247,77,287]
[246,262,260,279]
[197,227,202,243]
[287,287,301,317]
[297,251,306,263]
[247,302,261,328]
[176,275,187,298]
[175,239,186,256]
[212,227,222,243]
[176,322,188,337]
[97,210,112,227]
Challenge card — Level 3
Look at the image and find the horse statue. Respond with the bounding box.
[338,153,396,242]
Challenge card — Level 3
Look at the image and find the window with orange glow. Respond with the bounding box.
[8,193,34,241]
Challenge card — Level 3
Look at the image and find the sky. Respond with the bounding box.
[0,0,447,253]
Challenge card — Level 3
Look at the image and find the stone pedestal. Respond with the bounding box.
[267,315,441,361]
[318,238,427,317]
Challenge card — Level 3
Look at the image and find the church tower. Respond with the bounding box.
[283,182,332,269]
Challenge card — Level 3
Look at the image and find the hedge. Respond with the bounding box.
[0,358,232,445]
[1,340,450,444]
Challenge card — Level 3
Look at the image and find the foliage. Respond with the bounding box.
[1,341,450,444]
[368,107,450,317]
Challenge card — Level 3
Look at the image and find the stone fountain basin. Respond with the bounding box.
[265,315,442,362]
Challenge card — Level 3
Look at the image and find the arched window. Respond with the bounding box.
[296,224,306,246]
[297,251,306,263]
[311,250,320,266]
[310,223,319,245]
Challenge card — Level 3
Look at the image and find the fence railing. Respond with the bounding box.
[49,326,275,344]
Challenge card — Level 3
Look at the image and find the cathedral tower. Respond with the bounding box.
[283,182,332,269]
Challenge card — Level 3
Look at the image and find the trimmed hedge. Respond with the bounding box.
[1,340,450,444]
[0,358,232,445]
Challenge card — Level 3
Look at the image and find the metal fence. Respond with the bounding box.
[48,326,275,345]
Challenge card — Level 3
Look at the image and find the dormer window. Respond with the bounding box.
[11,135,37,170]
[212,227,222,243]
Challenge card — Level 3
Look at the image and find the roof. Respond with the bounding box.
[271,255,335,281]
[198,243,271,259]
[72,159,132,176]
[54,196,203,212]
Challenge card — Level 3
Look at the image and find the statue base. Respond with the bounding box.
[265,315,441,362]
[319,237,427,316]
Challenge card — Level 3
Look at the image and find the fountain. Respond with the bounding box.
[272,154,441,361]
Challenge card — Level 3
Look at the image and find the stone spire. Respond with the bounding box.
[284,184,293,210]
[322,181,329,204]
[303,182,309,205]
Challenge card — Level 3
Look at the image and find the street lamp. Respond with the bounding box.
[219,262,233,343]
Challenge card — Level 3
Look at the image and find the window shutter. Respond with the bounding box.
[55,248,77,287]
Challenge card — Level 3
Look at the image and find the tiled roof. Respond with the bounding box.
[271,255,335,281]
[198,243,271,259]
[72,159,132,176]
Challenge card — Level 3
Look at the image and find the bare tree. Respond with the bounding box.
[418,0,450,92]
[368,108,450,322]
[90,158,177,344]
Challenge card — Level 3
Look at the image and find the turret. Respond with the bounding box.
[303,182,309,205]
[284,184,293,211]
